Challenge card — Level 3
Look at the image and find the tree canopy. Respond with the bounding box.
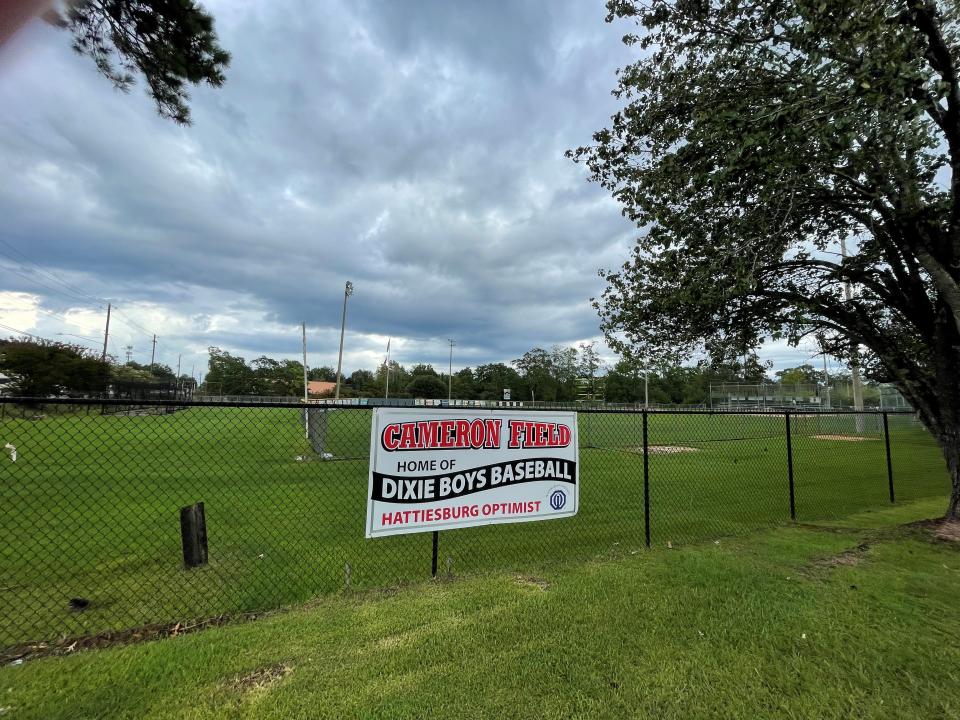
[0,338,107,396]
[59,0,230,124]
[405,373,448,399]
[571,0,960,516]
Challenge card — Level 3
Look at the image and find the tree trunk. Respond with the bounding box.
[943,431,960,520]
[896,383,960,520]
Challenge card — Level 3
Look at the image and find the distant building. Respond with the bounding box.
[307,380,336,397]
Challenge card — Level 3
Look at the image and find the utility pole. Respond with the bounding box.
[334,281,353,400]
[101,302,111,362]
[125,345,133,364]
[840,239,865,424]
[176,353,182,398]
[644,368,649,409]
[447,338,455,401]
[150,334,157,366]
[302,321,309,439]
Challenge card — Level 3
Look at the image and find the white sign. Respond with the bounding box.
[503,388,511,400]
[366,408,578,538]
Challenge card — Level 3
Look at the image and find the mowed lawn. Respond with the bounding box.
[1,498,958,720]
[0,405,950,650]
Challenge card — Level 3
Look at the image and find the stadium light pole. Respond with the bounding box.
[334,281,353,400]
[447,338,455,401]
[822,352,831,410]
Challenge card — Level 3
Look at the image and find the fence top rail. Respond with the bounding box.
[0,396,918,416]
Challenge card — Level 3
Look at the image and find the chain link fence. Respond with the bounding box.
[0,398,949,656]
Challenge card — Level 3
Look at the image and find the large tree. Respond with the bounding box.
[513,348,556,401]
[204,347,252,395]
[46,0,230,124]
[405,373,448,399]
[474,363,525,401]
[578,341,603,398]
[308,366,337,382]
[571,0,960,516]
[0,338,107,396]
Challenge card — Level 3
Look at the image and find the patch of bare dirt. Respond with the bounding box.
[814,542,871,569]
[812,434,875,442]
[377,635,405,649]
[817,551,863,568]
[1,611,265,664]
[228,663,292,693]
[631,445,701,454]
[514,574,549,591]
[902,518,960,546]
[933,521,960,544]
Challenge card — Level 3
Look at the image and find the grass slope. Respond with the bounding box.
[1,498,958,719]
[0,407,950,649]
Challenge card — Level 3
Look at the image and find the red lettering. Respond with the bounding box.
[484,419,501,448]
[508,420,523,448]
[398,422,417,449]
[383,419,506,450]
[455,420,470,448]
[382,424,401,450]
[438,420,455,447]
[470,420,485,448]
[537,422,549,446]
[417,421,438,448]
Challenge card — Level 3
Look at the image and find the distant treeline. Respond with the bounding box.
[0,338,194,397]
[199,344,871,404]
[1,337,874,404]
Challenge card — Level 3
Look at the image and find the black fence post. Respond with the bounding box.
[786,412,796,521]
[883,412,895,503]
[643,410,651,548]
[431,530,439,578]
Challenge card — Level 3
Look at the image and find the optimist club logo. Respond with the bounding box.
[549,487,567,511]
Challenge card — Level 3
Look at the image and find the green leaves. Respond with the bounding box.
[65,0,230,124]
[579,0,960,432]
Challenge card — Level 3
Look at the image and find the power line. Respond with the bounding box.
[0,238,108,306]
[0,321,43,339]
[0,260,104,309]
[0,248,153,345]
[0,322,100,350]
[110,306,154,338]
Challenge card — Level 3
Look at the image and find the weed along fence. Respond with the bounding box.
[0,398,950,655]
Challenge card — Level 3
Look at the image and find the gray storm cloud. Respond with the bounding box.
[0,0,807,374]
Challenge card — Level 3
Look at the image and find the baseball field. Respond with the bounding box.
[0,404,950,651]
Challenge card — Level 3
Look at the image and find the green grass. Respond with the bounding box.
[0,406,950,650]
[1,498,958,719]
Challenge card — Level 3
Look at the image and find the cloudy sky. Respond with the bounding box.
[0,0,812,380]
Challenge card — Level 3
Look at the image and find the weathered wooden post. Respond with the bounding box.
[179,502,208,568]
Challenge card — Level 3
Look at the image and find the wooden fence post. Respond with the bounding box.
[180,502,208,568]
